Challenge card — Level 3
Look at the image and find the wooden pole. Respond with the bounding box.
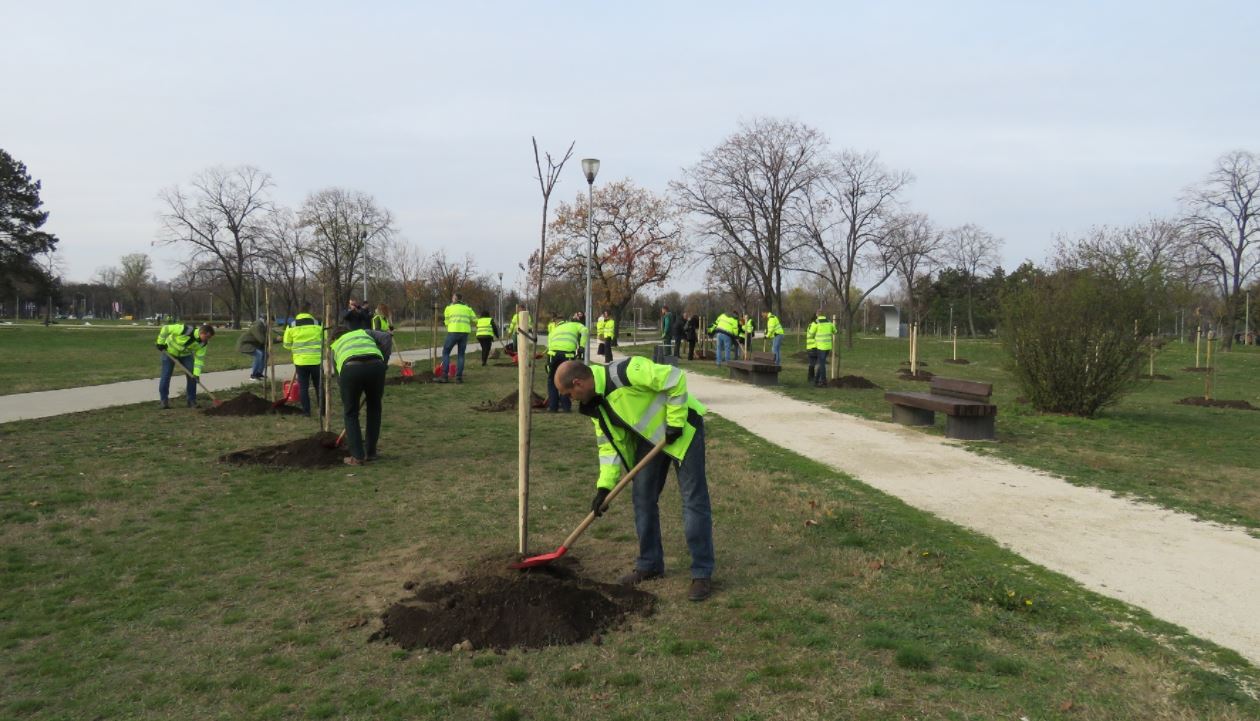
[829,315,838,382]
[1195,328,1201,368]
[952,325,958,361]
[264,287,275,401]
[1205,330,1214,400]
[322,302,332,432]
[517,310,532,554]
[1148,333,1155,377]
[431,304,439,376]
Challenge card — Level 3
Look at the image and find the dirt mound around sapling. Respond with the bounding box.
[203,391,305,416]
[372,556,655,651]
[1176,397,1258,411]
[1182,367,1210,373]
[384,373,436,386]
[473,391,547,412]
[219,432,349,467]
[895,369,934,381]
[899,360,930,367]
[1140,374,1173,381]
[943,358,971,365]
[822,375,881,389]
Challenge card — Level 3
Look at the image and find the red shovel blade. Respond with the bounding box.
[510,545,570,569]
[401,364,414,377]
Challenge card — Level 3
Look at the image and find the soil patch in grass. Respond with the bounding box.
[899,360,930,367]
[1176,397,1258,411]
[203,391,305,416]
[218,432,349,467]
[372,556,654,651]
[1141,374,1174,380]
[384,373,436,386]
[1183,367,1211,373]
[895,369,934,382]
[822,375,881,389]
[473,391,547,412]
[943,358,972,365]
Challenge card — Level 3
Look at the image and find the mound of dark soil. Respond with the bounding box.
[899,360,930,367]
[1176,397,1258,411]
[219,432,349,468]
[384,372,437,386]
[823,375,881,389]
[942,358,971,365]
[1140,374,1173,381]
[203,391,305,416]
[372,556,654,651]
[473,391,547,412]
[896,370,934,381]
[1182,367,1210,373]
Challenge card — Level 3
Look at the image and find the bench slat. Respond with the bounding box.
[930,377,992,401]
[885,391,996,416]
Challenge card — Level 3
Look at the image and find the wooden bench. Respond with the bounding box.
[725,352,782,386]
[884,377,997,440]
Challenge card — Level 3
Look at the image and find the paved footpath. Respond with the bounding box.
[0,347,442,424]
[684,371,1260,668]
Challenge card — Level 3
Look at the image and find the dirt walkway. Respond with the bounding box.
[684,371,1260,667]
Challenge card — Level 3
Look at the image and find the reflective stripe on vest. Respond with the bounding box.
[549,322,582,353]
[476,317,494,336]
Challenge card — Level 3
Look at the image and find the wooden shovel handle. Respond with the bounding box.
[560,439,668,550]
[163,351,218,401]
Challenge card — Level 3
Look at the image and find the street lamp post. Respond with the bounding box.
[497,272,504,334]
[581,158,600,363]
[361,229,370,301]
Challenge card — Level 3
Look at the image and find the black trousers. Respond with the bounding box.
[807,350,818,383]
[296,363,321,416]
[546,352,572,411]
[478,336,493,365]
[338,361,386,460]
[686,338,696,360]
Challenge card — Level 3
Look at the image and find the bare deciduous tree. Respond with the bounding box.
[427,248,478,302]
[117,253,153,317]
[891,213,943,324]
[297,188,394,311]
[157,166,274,328]
[529,137,575,334]
[1181,150,1260,348]
[257,207,310,319]
[947,223,1003,337]
[549,179,688,336]
[791,150,913,346]
[672,117,828,314]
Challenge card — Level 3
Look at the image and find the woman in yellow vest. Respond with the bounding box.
[371,303,393,333]
[475,309,500,366]
[283,302,324,416]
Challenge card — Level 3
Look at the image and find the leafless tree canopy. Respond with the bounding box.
[891,212,944,322]
[1181,150,1260,347]
[157,165,274,328]
[549,179,687,333]
[790,149,913,345]
[297,187,394,311]
[947,223,1003,337]
[529,137,575,333]
[116,253,153,317]
[673,117,828,314]
[427,249,479,304]
[256,207,310,318]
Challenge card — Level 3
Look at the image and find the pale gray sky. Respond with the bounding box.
[4,0,1257,291]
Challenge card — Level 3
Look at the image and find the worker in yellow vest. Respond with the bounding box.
[806,311,838,388]
[439,292,477,383]
[555,357,715,602]
[475,309,500,366]
[371,303,393,333]
[599,311,616,363]
[155,322,215,409]
[763,310,784,365]
[329,327,391,465]
[706,312,740,366]
[740,314,755,359]
[283,302,324,416]
[545,313,585,412]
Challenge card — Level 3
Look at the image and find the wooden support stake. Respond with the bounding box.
[431,304,439,375]
[517,310,532,554]
[952,325,958,361]
[1195,328,1201,368]
[830,315,838,382]
[264,287,275,402]
[1148,334,1155,377]
[322,302,332,432]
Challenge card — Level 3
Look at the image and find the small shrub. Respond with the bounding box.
[1001,268,1151,417]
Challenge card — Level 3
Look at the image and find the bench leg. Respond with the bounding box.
[891,404,934,426]
[728,366,751,383]
[946,415,995,441]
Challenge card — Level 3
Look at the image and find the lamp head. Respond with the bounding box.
[581,158,600,184]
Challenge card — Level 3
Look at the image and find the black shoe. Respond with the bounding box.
[159,400,171,410]
[455,377,463,384]
[618,569,663,586]
[436,377,448,384]
[688,578,713,602]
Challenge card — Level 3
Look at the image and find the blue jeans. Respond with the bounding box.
[250,348,266,376]
[631,418,715,579]
[715,334,731,365]
[159,354,196,404]
[441,332,469,378]
[815,350,830,385]
[772,335,782,365]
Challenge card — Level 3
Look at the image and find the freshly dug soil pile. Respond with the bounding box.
[899,360,930,367]
[203,392,305,416]
[1183,367,1211,373]
[372,557,655,651]
[943,358,971,365]
[896,370,934,381]
[1176,397,1258,411]
[823,375,881,389]
[1140,374,1173,381]
[219,432,349,468]
[473,391,547,412]
[384,373,436,386]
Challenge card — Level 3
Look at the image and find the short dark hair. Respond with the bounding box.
[329,325,353,343]
[200,324,216,336]
[299,301,312,313]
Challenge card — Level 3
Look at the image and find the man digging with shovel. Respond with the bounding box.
[554,357,715,602]
[155,322,215,409]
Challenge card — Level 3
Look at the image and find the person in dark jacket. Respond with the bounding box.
[235,318,270,380]
[342,298,372,331]
[683,312,700,361]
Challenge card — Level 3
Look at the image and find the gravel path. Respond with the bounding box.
[685,371,1260,667]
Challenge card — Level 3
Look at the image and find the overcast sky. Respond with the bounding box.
[5,0,1257,292]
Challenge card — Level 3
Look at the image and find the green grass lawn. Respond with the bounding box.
[1,363,1257,720]
[0,324,453,395]
[630,333,1260,533]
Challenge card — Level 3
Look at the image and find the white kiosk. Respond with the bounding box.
[879,305,907,338]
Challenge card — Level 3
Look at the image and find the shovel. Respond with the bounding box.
[512,439,667,570]
[324,398,366,449]
[273,368,299,408]
[163,351,222,406]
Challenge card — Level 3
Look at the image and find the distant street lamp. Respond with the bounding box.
[361,229,370,300]
[581,158,600,362]
[497,272,504,334]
